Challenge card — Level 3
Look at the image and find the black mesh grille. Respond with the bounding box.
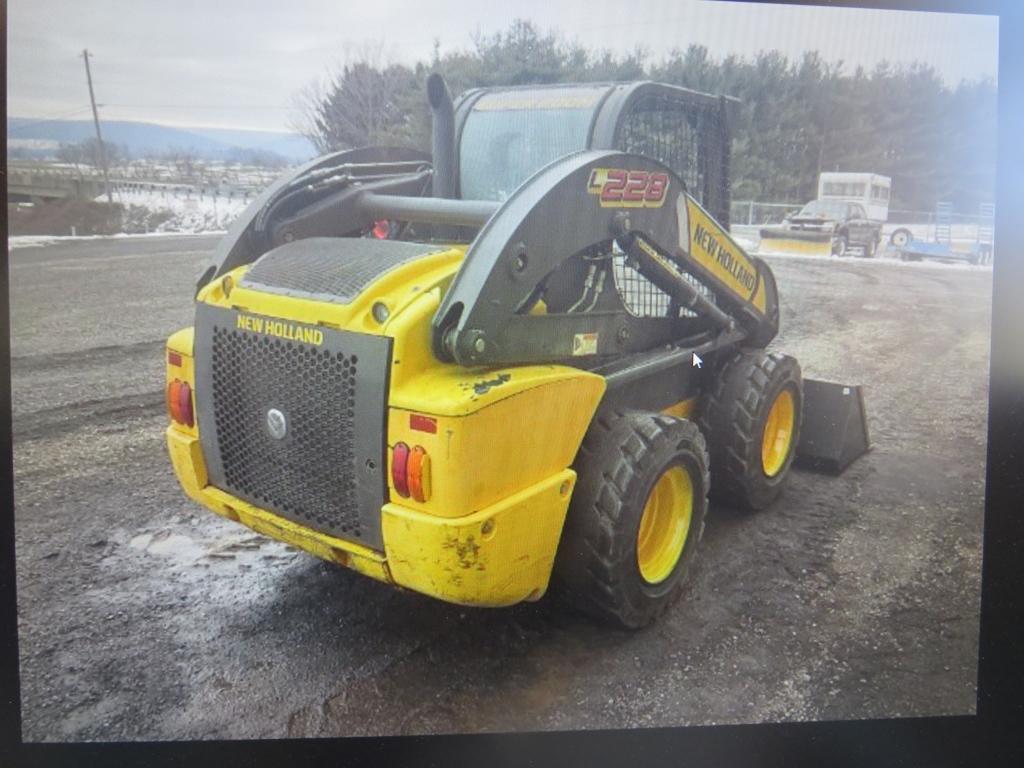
[240,238,441,304]
[210,325,363,538]
[612,250,716,319]
[617,94,731,228]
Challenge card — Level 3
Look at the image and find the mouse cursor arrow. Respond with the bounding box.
[692,353,703,368]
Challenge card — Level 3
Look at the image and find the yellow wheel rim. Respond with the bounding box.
[761,388,796,477]
[636,466,693,585]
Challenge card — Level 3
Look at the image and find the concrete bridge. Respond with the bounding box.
[7,161,271,205]
[7,162,112,203]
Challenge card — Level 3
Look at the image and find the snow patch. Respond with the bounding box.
[732,235,758,252]
[758,249,992,272]
[7,236,60,249]
[108,186,250,234]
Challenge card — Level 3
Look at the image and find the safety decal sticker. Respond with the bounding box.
[572,332,599,356]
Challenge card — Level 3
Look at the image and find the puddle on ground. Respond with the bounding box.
[130,530,206,561]
[128,529,284,568]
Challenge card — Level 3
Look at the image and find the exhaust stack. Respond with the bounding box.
[427,73,456,200]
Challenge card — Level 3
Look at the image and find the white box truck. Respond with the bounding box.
[818,172,891,224]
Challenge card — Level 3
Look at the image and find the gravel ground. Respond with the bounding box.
[10,235,990,741]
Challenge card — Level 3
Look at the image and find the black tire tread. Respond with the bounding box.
[554,411,710,628]
[697,350,802,511]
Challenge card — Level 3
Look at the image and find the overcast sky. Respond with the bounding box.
[7,0,999,134]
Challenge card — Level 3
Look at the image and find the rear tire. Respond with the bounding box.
[554,411,710,629]
[890,228,913,248]
[698,350,802,511]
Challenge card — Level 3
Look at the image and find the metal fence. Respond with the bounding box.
[730,200,995,230]
[730,201,797,226]
[110,180,258,206]
[8,159,278,203]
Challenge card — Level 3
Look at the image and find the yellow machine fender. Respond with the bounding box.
[382,469,577,606]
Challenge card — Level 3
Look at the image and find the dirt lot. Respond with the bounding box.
[10,235,989,741]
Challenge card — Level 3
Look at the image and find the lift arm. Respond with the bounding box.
[432,150,779,365]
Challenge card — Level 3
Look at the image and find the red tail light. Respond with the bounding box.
[178,381,194,427]
[392,442,411,497]
[372,219,390,240]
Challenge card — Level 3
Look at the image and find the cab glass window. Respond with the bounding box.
[459,87,605,202]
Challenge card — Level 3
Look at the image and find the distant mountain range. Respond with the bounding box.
[7,117,317,163]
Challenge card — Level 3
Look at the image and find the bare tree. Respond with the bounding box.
[163,148,202,181]
[56,138,123,168]
[291,43,422,154]
[56,141,88,169]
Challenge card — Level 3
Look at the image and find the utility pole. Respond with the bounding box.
[82,49,113,203]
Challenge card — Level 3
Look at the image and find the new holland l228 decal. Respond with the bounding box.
[587,168,669,208]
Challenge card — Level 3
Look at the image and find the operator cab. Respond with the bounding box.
[451,82,736,228]
[411,79,766,368]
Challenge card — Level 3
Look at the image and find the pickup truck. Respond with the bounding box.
[760,199,882,257]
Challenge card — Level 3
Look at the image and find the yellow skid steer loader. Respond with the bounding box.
[165,76,867,627]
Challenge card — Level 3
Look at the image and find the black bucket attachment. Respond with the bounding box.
[795,379,870,474]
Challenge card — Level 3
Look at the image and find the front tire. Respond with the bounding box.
[831,233,848,257]
[554,412,710,629]
[698,350,803,511]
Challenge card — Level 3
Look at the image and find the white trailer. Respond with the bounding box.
[817,172,891,223]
